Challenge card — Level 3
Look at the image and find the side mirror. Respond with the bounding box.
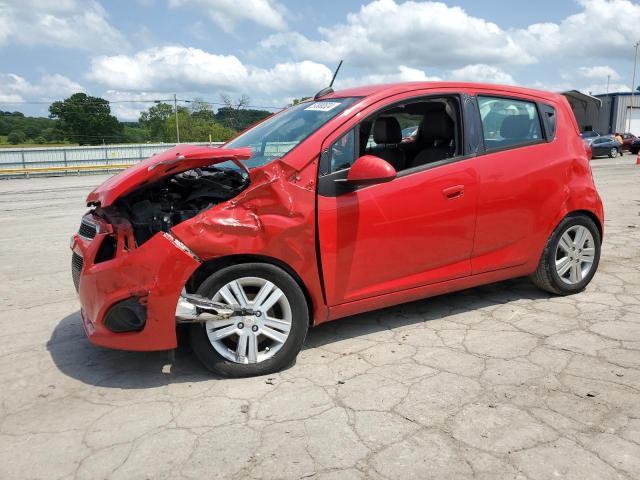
[343,155,396,186]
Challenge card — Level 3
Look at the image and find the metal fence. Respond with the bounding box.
[0,142,223,178]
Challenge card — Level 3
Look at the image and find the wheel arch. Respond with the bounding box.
[186,254,315,326]
[566,209,603,240]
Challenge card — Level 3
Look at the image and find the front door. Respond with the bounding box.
[316,94,478,306]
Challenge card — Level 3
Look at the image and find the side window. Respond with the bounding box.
[539,103,557,140]
[366,113,422,149]
[320,129,356,176]
[478,96,543,150]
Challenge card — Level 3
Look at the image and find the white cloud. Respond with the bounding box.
[577,66,621,81]
[449,64,516,85]
[0,73,84,103]
[168,0,286,32]
[88,46,250,91]
[550,64,628,94]
[262,0,534,70]
[0,0,127,52]
[88,46,332,112]
[515,0,640,60]
[340,66,441,88]
[102,90,169,121]
[263,0,640,78]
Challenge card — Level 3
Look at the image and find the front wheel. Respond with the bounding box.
[530,215,601,295]
[189,263,309,377]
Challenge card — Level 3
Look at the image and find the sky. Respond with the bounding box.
[0,0,639,120]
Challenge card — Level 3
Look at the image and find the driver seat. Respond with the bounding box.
[368,117,406,171]
[409,111,455,168]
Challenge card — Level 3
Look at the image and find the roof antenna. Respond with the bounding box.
[314,60,343,100]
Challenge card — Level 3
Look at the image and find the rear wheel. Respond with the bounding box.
[189,263,308,377]
[608,147,618,158]
[530,215,601,295]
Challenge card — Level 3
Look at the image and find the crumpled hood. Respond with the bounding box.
[86,145,252,207]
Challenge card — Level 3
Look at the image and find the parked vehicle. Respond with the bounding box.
[588,135,622,158]
[401,125,419,143]
[71,82,604,377]
[580,130,601,139]
[620,133,637,151]
[630,138,640,155]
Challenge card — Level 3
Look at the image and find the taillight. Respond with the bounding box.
[582,140,593,161]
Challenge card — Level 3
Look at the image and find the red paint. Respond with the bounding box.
[71,219,200,350]
[73,82,604,351]
[346,155,396,184]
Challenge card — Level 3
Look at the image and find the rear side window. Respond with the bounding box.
[539,104,557,140]
[478,96,543,150]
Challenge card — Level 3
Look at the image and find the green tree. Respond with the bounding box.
[210,122,237,142]
[163,110,236,143]
[139,102,174,141]
[291,97,311,106]
[49,93,123,145]
[123,125,148,143]
[7,130,26,144]
[190,98,215,122]
[41,127,63,142]
[24,123,40,139]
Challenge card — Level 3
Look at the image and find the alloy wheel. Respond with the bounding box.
[554,225,596,285]
[205,277,292,364]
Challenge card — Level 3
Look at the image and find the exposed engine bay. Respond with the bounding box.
[96,165,249,246]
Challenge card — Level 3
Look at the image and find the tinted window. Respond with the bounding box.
[478,96,542,150]
[327,129,356,174]
[539,103,557,140]
[581,131,599,138]
[225,97,360,168]
[366,112,423,149]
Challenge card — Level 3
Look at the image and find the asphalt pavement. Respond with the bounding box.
[0,155,639,479]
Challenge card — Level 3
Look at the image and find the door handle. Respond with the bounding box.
[442,185,465,200]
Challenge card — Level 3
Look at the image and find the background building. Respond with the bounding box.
[564,91,640,135]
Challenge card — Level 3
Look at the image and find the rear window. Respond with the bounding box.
[478,96,543,150]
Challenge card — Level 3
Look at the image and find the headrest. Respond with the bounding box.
[420,111,454,141]
[500,115,532,139]
[373,117,402,144]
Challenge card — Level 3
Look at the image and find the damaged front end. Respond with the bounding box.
[70,145,254,351]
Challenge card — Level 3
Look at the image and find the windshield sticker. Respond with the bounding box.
[304,102,341,112]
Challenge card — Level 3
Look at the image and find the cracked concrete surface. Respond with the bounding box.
[0,155,638,479]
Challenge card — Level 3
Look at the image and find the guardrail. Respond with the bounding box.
[0,142,222,178]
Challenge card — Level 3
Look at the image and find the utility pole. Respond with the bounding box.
[628,41,639,134]
[606,74,610,95]
[174,93,180,143]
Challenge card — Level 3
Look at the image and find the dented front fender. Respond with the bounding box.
[171,160,328,323]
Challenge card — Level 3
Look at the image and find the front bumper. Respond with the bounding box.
[70,214,201,351]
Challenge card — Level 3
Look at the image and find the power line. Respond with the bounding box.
[0,97,285,110]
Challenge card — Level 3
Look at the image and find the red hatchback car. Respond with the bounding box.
[71,82,604,377]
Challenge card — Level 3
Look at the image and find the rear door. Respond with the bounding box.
[316,91,480,306]
[470,92,566,274]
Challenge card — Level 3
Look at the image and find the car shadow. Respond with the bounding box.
[47,277,551,388]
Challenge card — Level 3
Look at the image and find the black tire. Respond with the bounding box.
[608,147,618,158]
[530,214,601,295]
[189,263,309,378]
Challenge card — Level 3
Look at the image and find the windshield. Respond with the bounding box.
[225,97,361,168]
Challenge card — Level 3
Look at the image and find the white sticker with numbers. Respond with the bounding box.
[304,102,341,112]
